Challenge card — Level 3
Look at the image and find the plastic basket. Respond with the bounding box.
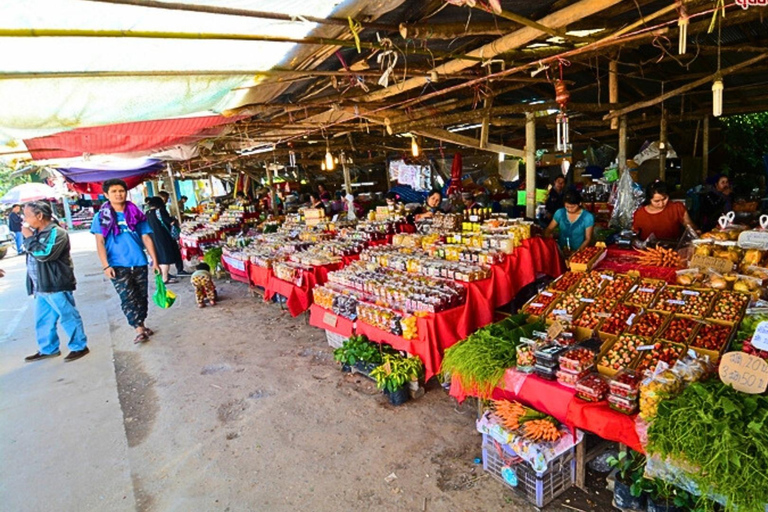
[325,330,347,349]
[481,433,576,508]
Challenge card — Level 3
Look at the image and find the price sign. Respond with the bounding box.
[738,230,768,250]
[323,312,338,328]
[719,352,768,394]
[547,320,565,339]
[751,321,768,351]
[690,254,734,274]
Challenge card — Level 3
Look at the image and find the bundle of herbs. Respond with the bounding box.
[203,247,223,273]
[441,316,543,398]
[647,379,768,512]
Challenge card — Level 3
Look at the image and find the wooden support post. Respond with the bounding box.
[575,436,587,490]
[525,112,536,219]
[609,59,619,130]
[341,152,352,195]
[702,115,710,181]
[692,119,701,157]
[659,109,668,181]
[166,164,182,224]
[265,164,277,216]
[618,116,627,172]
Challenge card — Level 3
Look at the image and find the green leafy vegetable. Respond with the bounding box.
[441,316,542,398]
[647,379,768,512]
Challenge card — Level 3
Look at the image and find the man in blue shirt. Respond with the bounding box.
[91,179,160,344]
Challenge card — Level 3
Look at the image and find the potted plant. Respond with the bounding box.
[370,353,421,406]
[402,355,425,398]
[646,479,688,512]
[333,335,372,372]
[607,451,647,511]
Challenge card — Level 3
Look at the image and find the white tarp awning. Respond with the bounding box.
[0,0,342,144]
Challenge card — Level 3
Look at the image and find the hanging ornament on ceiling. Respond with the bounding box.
[553,61,571,153]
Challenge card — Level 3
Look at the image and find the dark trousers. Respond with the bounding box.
[111,266,149,328]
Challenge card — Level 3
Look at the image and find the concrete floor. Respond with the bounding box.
[0,231,603,512]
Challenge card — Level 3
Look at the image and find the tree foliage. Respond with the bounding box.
[720,112,768,190]
[0,161,32,198]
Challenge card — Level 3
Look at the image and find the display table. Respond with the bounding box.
[450,369,643,452]
[307,236,566,380]
[248,265,273,290]
[220,254,251,285]
[594,247,678,283]
[308,304,354,337]
[266,262,344,317]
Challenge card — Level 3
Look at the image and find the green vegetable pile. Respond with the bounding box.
[203,247,223,273]
[647,379,768,512]
[333,335,395,366]
[441,314,543,398]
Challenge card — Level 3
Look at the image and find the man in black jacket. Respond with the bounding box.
[22,202,89,363]
[8,204,24,255]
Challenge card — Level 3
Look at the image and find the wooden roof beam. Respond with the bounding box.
[357,0,625,104]
[604,53,768,120]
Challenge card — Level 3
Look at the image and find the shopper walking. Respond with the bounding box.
[145,196,183,284]
[91,179,160,344]
[157,191,190,276]
[22,202,89,363]
[8,204,24,255]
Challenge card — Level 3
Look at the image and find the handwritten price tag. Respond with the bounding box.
[323,312,338,328]
[751,321,768,352]
[719,352,768,394]
[547,320,565,339]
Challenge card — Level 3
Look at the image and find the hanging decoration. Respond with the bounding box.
[376,35,398,88]
[553,61,571,153]
[347,17,362,53]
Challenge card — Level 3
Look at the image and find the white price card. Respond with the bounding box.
[719,352,768,394]
[751,321,768,352]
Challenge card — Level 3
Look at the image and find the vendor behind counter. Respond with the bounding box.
[633,180,698,241]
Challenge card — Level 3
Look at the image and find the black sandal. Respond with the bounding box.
[133,332,149,344]
[144,328,154,336]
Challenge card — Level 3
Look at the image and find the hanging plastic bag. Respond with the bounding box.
[609,170,643,230]
[345,194,358,221]
[153,272,177,309]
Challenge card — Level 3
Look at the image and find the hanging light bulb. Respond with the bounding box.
[324,148,335,171]
[411,136,420,157]
[321,161,326,171]
[334,156,339,164]
[677,11,689,55]
[556,112,570,152]
[712,78,724,117]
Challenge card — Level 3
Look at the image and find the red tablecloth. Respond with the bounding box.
[308,304,355,337]
[526,236,567,278]
[357,318,445,381]
[248,265,273,290]
[266,262,343,317]
[221,255,251,284]
[595,247,678,283]
[450,369,643,452]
